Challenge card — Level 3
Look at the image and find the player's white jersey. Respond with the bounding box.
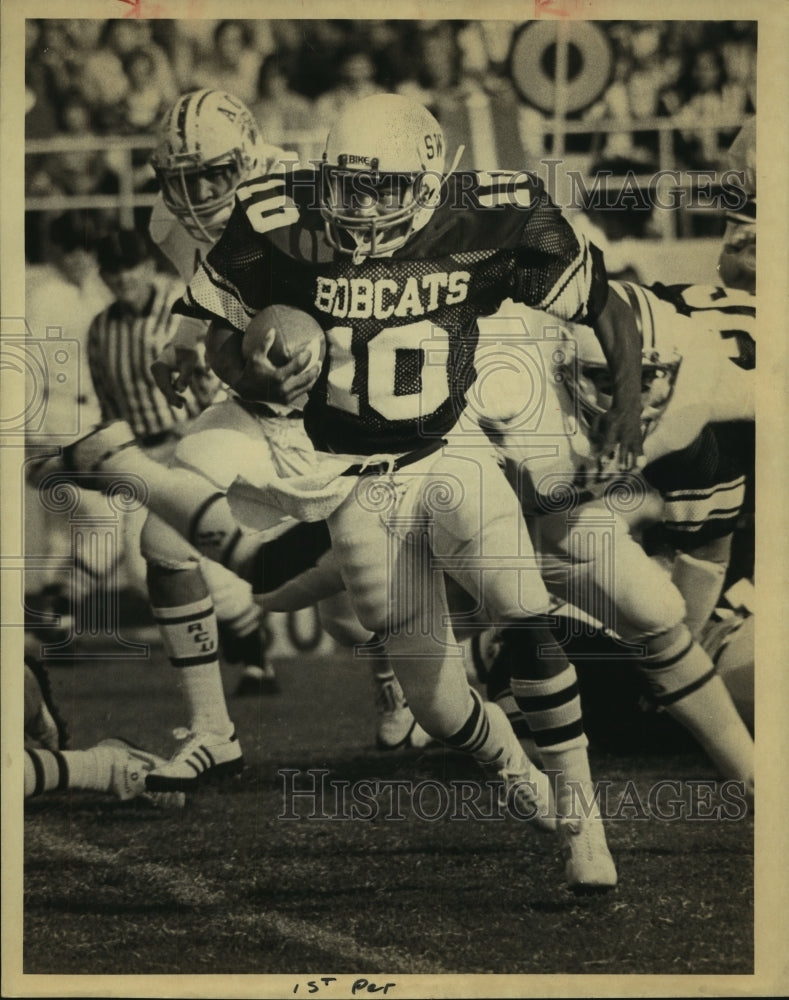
[477,281,755,502]
[149,193,210,285]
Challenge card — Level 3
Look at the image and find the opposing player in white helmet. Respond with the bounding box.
[477,280,755,799]
[149,88,293,398]
[138,90,289,719]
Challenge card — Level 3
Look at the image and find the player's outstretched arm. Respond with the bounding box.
[589,290,644,472]
[150,316,209,408]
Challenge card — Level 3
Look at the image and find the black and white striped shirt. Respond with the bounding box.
[87,274,219,441]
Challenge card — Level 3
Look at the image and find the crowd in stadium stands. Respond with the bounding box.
[26,19,756,145]
[24,18,755,254]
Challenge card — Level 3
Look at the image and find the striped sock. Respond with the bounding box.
[510,665,587,753]
[153,598,233,736]
[443,688,523,771]
[640,627,753,789]
[638,626,716,706]
[491,689,541,762]
[510,666,593,818]
[24,747,116,797]
[24,749,69,797]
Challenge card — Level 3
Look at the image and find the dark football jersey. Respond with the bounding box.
[178,169,609,455]
[644,422,753,546]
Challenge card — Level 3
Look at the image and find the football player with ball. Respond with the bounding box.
[139,91,436,791]
[171,92,655,892]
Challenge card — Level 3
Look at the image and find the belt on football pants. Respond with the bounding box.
[341,438,447,477]
[233,397,304,420]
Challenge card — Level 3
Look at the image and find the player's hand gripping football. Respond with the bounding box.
[151,342,203,409]
[239,326,321,406]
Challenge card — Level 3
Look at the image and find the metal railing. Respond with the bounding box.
[25,112,753,236]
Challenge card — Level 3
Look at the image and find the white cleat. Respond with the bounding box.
[144,728,244,792]
[485,749,557,833]
[557,812,617,894]
[98,738,185,808]
[374,676,434,751]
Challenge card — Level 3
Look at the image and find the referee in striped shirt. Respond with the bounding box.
[88,229,218,447]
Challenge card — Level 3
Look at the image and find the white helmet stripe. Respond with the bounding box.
[174,92,193,154]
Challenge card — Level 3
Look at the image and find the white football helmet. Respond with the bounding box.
[559,281,682,437]
[151,89,280,242]
[320,94,453,263]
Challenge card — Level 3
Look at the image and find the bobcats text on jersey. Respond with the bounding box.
[178,168,608,456]
[313,271,471,320]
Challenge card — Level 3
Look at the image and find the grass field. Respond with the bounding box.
[21,645,753,979]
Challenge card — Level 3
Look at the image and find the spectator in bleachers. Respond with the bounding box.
[76,20,176,131]
[129,20,179,107]
[191,20,263,106]
[25,20,59,140]
[34,20,81,97]
[289,21,356,101]
[251,55,315,149]
[314,48,384,125]
[359,20,423,92]
[76,21,134,124]
[673,46,754,170]
[116,48,171,135]
[63,18,104,54]
[584,38,668,166]
[28,92,118,206]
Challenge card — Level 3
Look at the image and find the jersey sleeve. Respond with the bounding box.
[507,185,609,325]
[644,423,752,546]
[174,174,299,332]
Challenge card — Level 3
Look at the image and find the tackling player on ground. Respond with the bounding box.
[476,280,755,798]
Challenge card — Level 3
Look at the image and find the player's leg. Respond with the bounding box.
[141,518,244,791]
[537,505,754,797]
[23,661,183,806]
[24,658,68,752]
[327,462,556,833]
[173,400,286,695]
[24,739,184,807]
[62,421,330,594]
[424,449,615,890]
[315,590,431,751]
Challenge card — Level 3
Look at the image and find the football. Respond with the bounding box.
[243,304,326,370]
